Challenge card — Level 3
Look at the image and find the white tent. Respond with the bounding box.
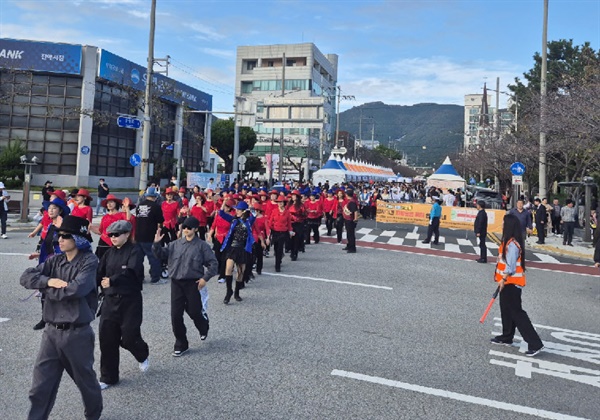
[312,154,396,185]
[426,156,466,190]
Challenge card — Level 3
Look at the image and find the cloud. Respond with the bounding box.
[183,22,225,41]
[197,47,235,59]
[127,10,150,19]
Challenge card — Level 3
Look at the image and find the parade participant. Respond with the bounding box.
[247,202,267,277]
[0,181,10,239]
[269,196,293,272]
[41,180,54,203]
[204,189,216,228]
[71,188,94,223]
[67,188,78,211]
[288,190,306,261]
[161,187,180,244]
[474,200,488,263]
[190,192,209,240]
[491,214,544,357]
[219,201,255,303]
[342,189,359,253]
[560,199,577,246]
[533,198,547,244]
[207,199,235,282]
[305,190,323,244]
[178,187,189,208]
[322,189,336,236]
[135,187,165,285]
[153,216,218,356]
[97,220,149,389]
[334,189,346,244]
[28,197,71,331]
[95,178,109,217]
[422,196,442,245]
[92,195,133,260]
[20,216,102,420]
[369,188,381,220]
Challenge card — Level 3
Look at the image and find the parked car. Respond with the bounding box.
[471,189,506,210]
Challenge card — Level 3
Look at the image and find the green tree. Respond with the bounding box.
[210,118,257,173]
[244,155,263,174]
[0,139,26,188]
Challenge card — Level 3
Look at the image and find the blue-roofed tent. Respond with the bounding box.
[426,156,466,190]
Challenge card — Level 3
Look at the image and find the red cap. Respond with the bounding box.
[52,190,67,201]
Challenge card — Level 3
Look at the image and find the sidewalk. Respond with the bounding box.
[525,230,595,260]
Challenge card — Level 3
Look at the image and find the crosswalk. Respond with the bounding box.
[318,225,561,264]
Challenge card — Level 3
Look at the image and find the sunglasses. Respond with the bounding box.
[107,232,126,238]
[57,233,73,240]
[182,226,195,230]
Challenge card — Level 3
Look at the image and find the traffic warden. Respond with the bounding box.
[422,196,442,244]
[153,216,218,357]
[20,215,102,420]
[97,220,149,390]
[474,200,488,263]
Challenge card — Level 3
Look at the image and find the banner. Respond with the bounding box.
[0,38,82,75]
[376,200,504,233]
[187,173,230,189]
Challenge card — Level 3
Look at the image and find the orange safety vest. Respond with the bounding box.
[495,239,526,287]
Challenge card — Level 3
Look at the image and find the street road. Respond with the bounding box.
[0,228,598,419]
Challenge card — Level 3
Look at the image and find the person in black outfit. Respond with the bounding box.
[534,198,546,244]
[135,187,164,284]
[474,200,488,263]
[96,178,109,217]
[41,180,54,204]
[342,189,359,253]
[97,220,149,389]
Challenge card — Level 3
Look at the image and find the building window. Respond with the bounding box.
[267,61,274,67]
[245,60,257,71]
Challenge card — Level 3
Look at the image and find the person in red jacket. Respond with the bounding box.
[71,188,94,223]
[269,196,293,272]
[190,192,209,240]
[322,189,337,236]
[207,199,235,281]
[91,194,133,260]
[161,188,180,244]
[288,190,306,261]
[334,189,347,244]
[305,190,323,244]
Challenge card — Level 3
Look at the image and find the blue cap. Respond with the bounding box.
[145,187,160,197]
[234,201,249,211]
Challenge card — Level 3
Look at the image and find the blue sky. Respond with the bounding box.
[1,0,599,112]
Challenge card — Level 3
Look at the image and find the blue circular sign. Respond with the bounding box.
[510,162,525,176]
[81,146,90,155]
[129,153,141,167]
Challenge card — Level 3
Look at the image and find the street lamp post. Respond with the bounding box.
[19,155,38,222]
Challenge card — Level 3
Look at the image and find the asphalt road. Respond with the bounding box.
[0,229,599,419]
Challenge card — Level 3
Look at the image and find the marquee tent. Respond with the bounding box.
[426,156,466,190]
[312,154,396,185]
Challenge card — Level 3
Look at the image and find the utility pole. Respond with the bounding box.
[371,120,375,150]
[138,0,156,191]
[278,52,286,183]
[495,76,500,192]
[539,0,549,199]
[356,108,362,158]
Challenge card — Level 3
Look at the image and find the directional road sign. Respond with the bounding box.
[510,162,525,175]
[117,116,142,130]
[332,147,347,155]
[129,153,141,167]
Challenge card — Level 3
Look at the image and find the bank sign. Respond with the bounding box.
[98,50,211,111]
[0,38,82,75]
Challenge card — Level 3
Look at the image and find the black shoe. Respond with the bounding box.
[563,242,567,245]
[432,242,439,245]
[421,240,430,244]
[223,291,233,304]
[476,258,487,263]
[490,337,513,346]
[346,249,356,253]
[291,255,297,261]
[234,295,243,302]
[568,243,573,246]
[200,333,208,341]
[535,241,544,244]
[33,320,46,330]
[275,266,281,272]
[342,246,348,250]
[256,270,262,275]
[172,348,189,357]
[525,346,544,357]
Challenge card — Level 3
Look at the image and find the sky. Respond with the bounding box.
[1,0,599,112]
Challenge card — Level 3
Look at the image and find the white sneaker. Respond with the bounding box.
[1,234,7,239]
[218,278,225,283]
[139,358,149,372]
[99,381,110,390]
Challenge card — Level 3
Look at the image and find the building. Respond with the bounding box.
[235,43,338,180]
[0,38,213,188]
[464,86,515,151]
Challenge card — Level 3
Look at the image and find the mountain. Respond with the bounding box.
[339,102,464,167]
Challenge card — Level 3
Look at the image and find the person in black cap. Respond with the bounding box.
[97,220,149,389]
[474,200,488,263]
[41,180,54,204]
[153,216,218,356]
[20,215,102,420]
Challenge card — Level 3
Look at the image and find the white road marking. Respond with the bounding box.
[356,228,373,235]
[0,318,10,323]
[331,369,589,420]
[534,253,561,263]
[262,272,392,290]
[405,232,420,239]
[457,238,474,246]
[387,237,404,246]
[412,226,418,234]
[358,234,378,243]
[380,230,395,237]
[444,244,462,253]
[0,252,31,256]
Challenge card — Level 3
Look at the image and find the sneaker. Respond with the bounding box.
[99,381,111,390]
[172,348,188,357]
[218,278,225,283]
[525,346,544,357]
[490,337,513,346]
[161,268,169,279]
[1,234,7,239]
[200,334,207,341]
[150,278,168,285]
[139,358,149,372]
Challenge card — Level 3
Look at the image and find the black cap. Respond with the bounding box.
[182,216,200,230]
[57,215,92,241]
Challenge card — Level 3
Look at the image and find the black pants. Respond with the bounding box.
[197,226,207,241]
[171,279,209,352]
[212,238,225,279]
[496,284,543,351]
[563,221,575,245]
[551,216,561,234]
[478,234,487,261]
[306,219,320,244]
[272,231,288,270]
[425,217,440,243]
[29,325,102,420]
[344,219,356,251]
[95,239,111,261]
[99,293,149,385]
[335,216,344,243]
[243,242,264,280]
[325,213,334,235]
[536,222,545,243]
[0,207,7,234]
[291,222,303,259]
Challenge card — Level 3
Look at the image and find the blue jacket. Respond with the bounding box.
[430,202,442,220]
[219,210,255,253]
